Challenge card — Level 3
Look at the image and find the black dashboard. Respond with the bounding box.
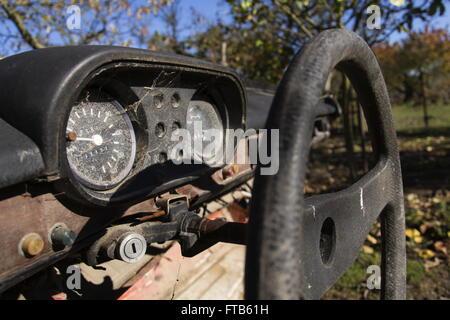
[0,46,246,206]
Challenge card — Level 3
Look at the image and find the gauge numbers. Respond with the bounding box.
[65,98,136,190]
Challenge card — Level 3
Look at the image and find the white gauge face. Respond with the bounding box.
[186,100,224,163]
[65,97,136,190]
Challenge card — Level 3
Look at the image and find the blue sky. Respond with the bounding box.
[167,0,450,43]
[1,0,449,56]
[153,0,232,38]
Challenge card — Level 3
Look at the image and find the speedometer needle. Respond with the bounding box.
[72,134,104,146]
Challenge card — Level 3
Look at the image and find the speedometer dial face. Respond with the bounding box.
[65,97,136,190]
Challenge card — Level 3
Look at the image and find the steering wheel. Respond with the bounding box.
[245,29,406,300]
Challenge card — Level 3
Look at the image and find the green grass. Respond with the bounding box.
[392,104,450,133]
[407,259,426,285]
[323,252,381,300]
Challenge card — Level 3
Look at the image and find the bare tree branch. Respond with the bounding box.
[0,0,45,49]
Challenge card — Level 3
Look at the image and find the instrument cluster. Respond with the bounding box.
[59,64,244,206]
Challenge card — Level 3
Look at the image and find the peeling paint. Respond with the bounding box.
[360,187,365,216]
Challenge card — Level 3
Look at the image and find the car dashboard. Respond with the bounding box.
[0,46,253,292]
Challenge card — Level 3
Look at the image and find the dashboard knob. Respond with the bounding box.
[20,234,44,257]
[51,225,76,247]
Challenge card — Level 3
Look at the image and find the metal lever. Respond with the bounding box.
[85,197,247,265]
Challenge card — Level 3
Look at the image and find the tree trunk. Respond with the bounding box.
[420,71,429,129]
[357,103,368,172]
[325,71,335,93]
[341,74,356,180]
[221,41,228,67]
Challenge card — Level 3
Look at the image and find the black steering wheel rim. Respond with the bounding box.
[245,29,406,300]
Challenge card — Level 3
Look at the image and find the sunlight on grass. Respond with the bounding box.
[392,104,450,133]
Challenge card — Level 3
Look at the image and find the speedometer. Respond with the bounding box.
[65,94,136,190]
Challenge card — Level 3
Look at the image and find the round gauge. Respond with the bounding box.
[65,96,136,190]
[186,100,224,163]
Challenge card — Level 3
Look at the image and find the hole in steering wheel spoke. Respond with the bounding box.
[320,217,336,266]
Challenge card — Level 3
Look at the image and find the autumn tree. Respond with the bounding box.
[212,0,447,83]
[0,0,173,55]
[185,0,446,176]
[372,42,411,103]
[402,27,450,127]
[145,0,188,54]
[374,27,450,126]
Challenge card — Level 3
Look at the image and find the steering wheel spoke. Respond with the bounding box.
[301,159,394,298]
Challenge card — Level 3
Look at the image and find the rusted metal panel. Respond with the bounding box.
[0,164,253,292]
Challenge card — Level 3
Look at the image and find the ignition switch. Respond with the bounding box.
[114,233,147,263]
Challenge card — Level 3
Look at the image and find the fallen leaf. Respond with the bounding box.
[362,245,374,254]
[406,229,420,239]
[419,222,433,234]
[434,241,448,254]
[367,234,377,244]
[431,197,441,204]
[424,257,441,272]
[406,228,422,243]
[414,236,423,244]
[417,249,435,259]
